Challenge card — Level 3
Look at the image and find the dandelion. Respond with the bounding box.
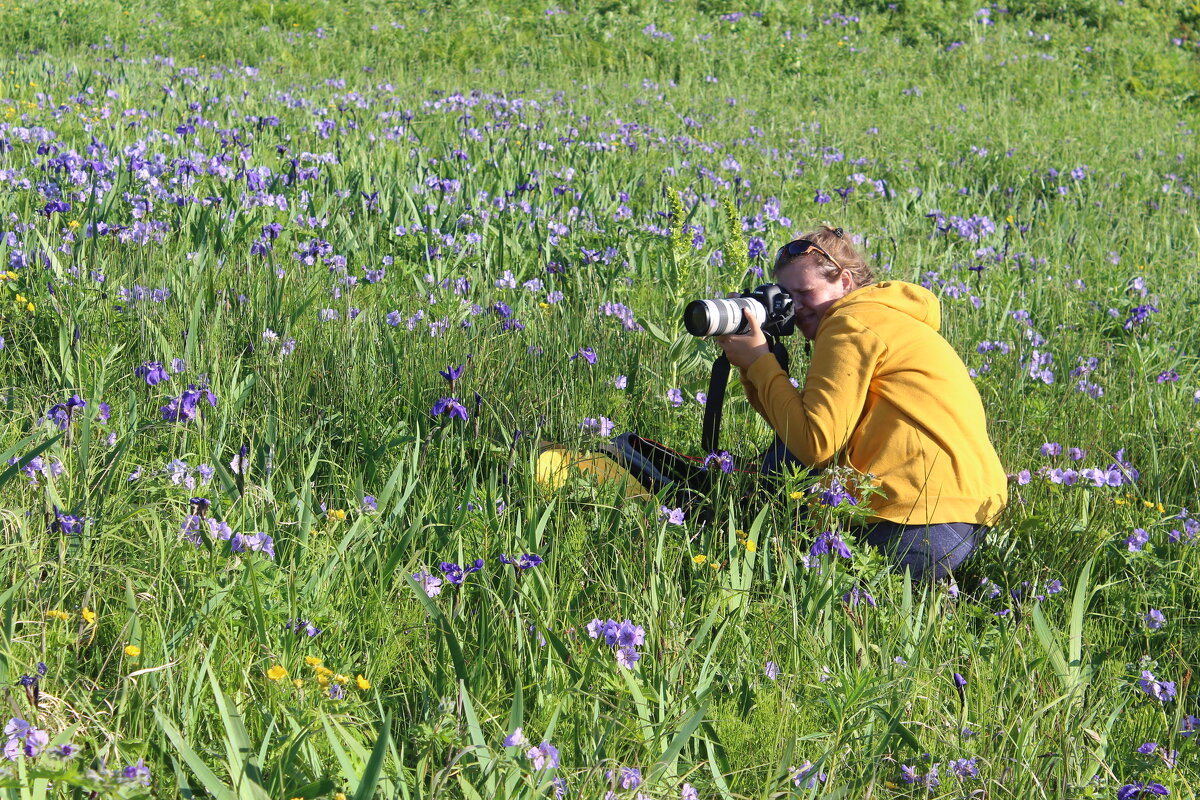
[267,665,288,681]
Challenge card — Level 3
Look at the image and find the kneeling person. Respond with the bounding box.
[716,226,1008,580]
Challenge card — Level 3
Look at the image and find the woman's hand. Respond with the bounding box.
[716,307,769,368]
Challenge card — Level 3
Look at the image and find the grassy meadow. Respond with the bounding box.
[0,0,1198,797]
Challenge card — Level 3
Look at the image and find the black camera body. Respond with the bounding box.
[683,283,795,338]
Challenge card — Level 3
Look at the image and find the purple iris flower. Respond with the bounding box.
[439,559,484,585]
[1117,782,1170,800]
[432,397,468,421]
[231,531,275,559]
[135,361,170,386]
[499,553,543,570]
[571,346,597,364]
[1138,670,1176,702]
[810,530,852,559]
[439,364,465,382]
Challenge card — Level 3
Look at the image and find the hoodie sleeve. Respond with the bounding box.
[741,313,886,469]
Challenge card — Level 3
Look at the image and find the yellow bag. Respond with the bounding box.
[534,446,653,501]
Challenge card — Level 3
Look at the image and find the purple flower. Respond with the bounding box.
[1117,782,1170,800]
[615,645,641,669]
[499,553,543,570]
[1139,670,1176,702]
[526,741,559,771]
[571,346,597,364]
[660,506,685,525]
[948,757,978,779]
[610,766,642,790]
[614,375,627,389]
[412,569,443,597]
[819,480,857,506]
[432,396,468,421]
[666,388,684,407]
[1040,442,1062,457]
[329,684,345,699]
[160,384,217,422]
[843,586,876,607]
[1137,742,1158,755]
[790,761,827,789]
[117,759,151,786]
[1144,609,1166,629]
[438,559,484,585]
[135,361,170,386]
[1126,528,1150,552]
[810,530,852,559]
[439,364,465,382]
[703,450,734,474]
[502,727,529,748]
[231,531,275,559]
[764,661,779,680]
[953,672,967,688]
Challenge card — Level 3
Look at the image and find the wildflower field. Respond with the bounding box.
[0,0,1198,797]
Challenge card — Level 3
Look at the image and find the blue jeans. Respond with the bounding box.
[759,437,984,581]
[861,521,984,581]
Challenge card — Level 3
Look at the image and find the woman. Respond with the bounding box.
[716,226,1008,580]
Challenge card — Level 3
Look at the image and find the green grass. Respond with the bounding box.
[0,0,1198,797]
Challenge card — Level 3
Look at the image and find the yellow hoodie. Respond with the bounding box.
[739,281,1008,525]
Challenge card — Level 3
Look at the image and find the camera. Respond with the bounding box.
[683,284,795,338]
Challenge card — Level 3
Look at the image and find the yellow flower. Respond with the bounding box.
[15,294,25,303]
[25,302,33,312]
[315,665,333,678]
[292,678,304,688]
[124,645,141,657]
[305,655,323,667]
[317,674,330,687]
[735,529,747,540]
[1006,215,1015,224]
[789,491,805,500]
[68,219,80,229]
[267,665,288,681]
[82,607,96,625]
[356,674,371,690]
[46,610,70,621]
[1157,503,1165,513]
[692,554,707,565]
[4,271,16,280]
[1143,501,1155,509]
[744,540,757,553]
[327,509,346,522]
[335,794,347,800]
[334,673,350,684]
[710,562,721,571]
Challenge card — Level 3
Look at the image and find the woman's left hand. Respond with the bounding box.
[716,307,770,368]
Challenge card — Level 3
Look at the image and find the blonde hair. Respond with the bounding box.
[774,225,876,289]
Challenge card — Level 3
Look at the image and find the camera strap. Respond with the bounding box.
[701,337,790,456]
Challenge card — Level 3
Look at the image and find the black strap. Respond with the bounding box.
[701,338,791,455]
[701,355,730,455]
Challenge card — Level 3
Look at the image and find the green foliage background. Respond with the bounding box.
[0,0,1197,798]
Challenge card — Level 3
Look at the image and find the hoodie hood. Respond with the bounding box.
[825,281,941,332]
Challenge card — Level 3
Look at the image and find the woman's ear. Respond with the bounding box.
[840,269,855,293]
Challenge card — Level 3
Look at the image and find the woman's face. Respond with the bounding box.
[775,258,855,340]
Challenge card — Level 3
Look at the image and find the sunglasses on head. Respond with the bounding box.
[774,235,845,273]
